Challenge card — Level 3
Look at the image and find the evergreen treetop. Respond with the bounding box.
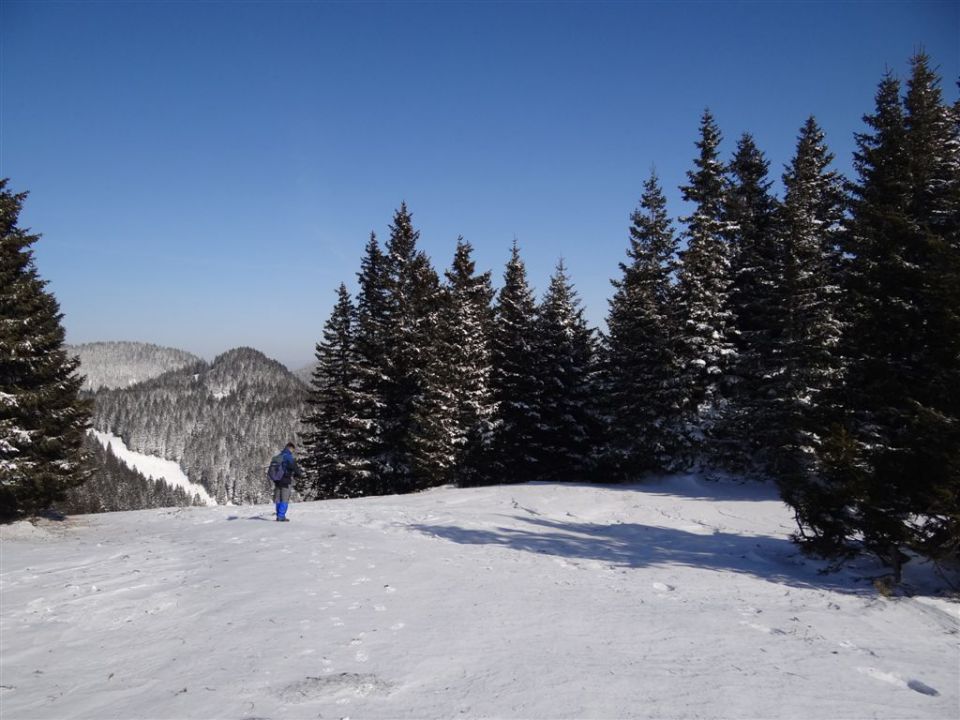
[1,179,91,518]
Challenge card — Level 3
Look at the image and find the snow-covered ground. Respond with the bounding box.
[1,477,957,719]
[90,431,216,506]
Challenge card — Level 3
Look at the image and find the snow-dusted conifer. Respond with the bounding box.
[533,260,598,481]
[813,56,960,576]
[0,179,90,518]
[487,241,542,483]
[378,204,445,493]
[301,284,368,499]
[602,171,680,477]
[408,251,457,490]
[722,134,782,473]
[673,111,736,469]
[352,232,391,494]
[768,118,845,500]
[442,239,496,486]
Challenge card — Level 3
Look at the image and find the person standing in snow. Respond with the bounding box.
[270,442,303,522]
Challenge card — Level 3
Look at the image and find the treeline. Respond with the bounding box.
[301,54,959,578]
[59,434,205,514]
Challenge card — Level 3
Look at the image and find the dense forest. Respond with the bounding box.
[58,433,206,514]
[67,342,201,391]
[301,54,959,578]
[91,347,307,505]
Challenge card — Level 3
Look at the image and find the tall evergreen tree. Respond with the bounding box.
[352,232,391,494]
[900,55,960,564]
[802,56,960,577]
[602,171,680,477]
[301,284,368,499]
[533,260,598,481]
[488,241,542,483]
[723,134,782,473]
[770,117,846,496]
[0,179,91,518]
[408,250,456,490]
[442,238,496,485]
[674,111,736,468]
[378,203,444,493]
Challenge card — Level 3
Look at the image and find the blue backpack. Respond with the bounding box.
[267,454,286,483]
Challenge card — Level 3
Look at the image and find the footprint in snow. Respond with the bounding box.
[857,667,940,696]
[276,673,390,703]
[739,620,787,635]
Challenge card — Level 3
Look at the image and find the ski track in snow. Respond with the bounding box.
[1,477,957,719]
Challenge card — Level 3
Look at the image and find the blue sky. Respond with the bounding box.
[3,1,957,370]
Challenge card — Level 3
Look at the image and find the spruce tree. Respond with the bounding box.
[814,70,916,570]
[353,233,391,494]
[0,179,91,518]
[442,238,496,485]
[674,111,736,469]
[488,241,542,483]
[804,55,960,576]
[534,260,598,481]
[602,171,680,478]
[408,251,456,490]
[770,117,846,503]
[301,284,368,499]
[900,54,960,565]
[379,203,443,492]
[723,134,782,473]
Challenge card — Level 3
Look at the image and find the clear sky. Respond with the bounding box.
[2,0,957,370]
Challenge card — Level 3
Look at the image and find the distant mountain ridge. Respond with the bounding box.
[68,341,202,390]
[91,346,307,504]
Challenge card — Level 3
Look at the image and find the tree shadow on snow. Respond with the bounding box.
[413,516,868,593]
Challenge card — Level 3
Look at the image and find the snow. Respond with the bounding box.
[1,477,957,719]
[90,431,216,506]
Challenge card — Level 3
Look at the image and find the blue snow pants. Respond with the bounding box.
[273,483,291,519]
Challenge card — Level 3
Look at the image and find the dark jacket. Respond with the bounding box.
[278,447,303,487]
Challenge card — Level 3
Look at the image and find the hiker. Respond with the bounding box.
[269,442,303,522]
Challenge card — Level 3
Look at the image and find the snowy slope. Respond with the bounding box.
[2,477,957,720]
[90,431,216,506]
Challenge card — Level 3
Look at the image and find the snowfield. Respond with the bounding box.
[1,477,957,719]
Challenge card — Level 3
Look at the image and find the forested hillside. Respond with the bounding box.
[60,434,205,514]
[68,341,201,390]
[92,347,306,504]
